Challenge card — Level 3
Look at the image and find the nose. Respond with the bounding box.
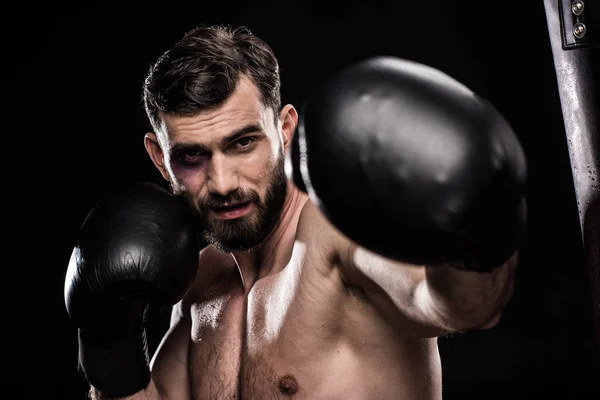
[206,153,239,196]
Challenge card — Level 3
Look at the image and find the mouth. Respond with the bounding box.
[209,202,253,220]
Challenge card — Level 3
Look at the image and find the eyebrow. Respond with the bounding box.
[170,123,264,157]
[219,124,263,147]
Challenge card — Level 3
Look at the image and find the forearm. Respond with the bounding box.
[89,379,162,400]
[424,252,518,332]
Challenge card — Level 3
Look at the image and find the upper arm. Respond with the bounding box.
[300,200,516,337]
[338,244,448,338]
[298,200,446,337]
[149,300,191,400]
[339,244,519,336]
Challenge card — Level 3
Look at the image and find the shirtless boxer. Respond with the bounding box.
[64,25,527,400]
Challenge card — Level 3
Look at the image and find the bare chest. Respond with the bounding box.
[185,253,441,400]
[187,254,350,399]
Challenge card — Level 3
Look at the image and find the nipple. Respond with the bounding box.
[278,374,299,396]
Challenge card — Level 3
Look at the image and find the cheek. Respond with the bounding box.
[250,143,280,179]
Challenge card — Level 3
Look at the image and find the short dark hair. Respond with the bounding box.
[143,25,281,132]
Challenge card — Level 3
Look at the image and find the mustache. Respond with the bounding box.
[200,189,260,208]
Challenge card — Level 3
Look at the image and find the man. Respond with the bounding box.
[64,24,527,399]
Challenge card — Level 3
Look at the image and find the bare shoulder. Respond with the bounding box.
[296,199,354,268]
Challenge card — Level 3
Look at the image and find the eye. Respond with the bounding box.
[178,150,206,166]
[235,137,255,149]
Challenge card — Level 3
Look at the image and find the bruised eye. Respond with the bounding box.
[178,150,206,166]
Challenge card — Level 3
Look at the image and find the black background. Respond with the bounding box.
[4,1,599,399]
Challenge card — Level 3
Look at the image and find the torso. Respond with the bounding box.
[177,201,441,400]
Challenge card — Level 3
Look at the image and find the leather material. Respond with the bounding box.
[545,0,600,358]
[64,182,201,397]
[296,56,528,271]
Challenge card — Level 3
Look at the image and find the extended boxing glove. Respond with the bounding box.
[294,56,528,271]
[64,182,201,397]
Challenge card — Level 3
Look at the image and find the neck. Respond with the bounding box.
[231,181,308,291]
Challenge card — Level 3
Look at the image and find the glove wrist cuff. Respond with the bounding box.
[77,328,150,398]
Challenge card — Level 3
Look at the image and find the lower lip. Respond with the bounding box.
[211,203,252,220]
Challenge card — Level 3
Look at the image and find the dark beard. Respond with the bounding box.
[187,155,288,253]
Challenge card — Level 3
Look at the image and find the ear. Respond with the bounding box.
[281,104,307,193]
[279,104,298,151]
[144,132,170,181]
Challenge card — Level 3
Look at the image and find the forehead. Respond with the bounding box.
[159,77,274,145]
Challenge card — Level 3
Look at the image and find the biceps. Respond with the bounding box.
[149,302,191,399]
[342,245,446,337]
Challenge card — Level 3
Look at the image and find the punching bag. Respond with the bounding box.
[543,0,600,358]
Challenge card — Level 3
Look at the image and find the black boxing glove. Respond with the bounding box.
[64,182,201,397]
[294,56,527,271]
